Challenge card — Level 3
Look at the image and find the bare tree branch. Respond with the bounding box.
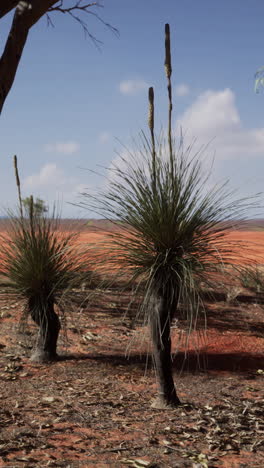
[49,1,99,14]
[0,0,117,115]
[0,1,58,114]
[48,1,119,46]
[20,0,58,29]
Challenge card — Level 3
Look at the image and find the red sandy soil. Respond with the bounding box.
[78,229,264,265]
[0,226,263,467]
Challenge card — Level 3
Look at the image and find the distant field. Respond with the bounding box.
[1,218,264,265]
[0,218,121,232]
[1,218,264,231]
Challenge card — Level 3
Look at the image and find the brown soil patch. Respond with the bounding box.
[0,227,263,467]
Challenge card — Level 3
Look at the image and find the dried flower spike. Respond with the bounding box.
[13,155,23,218]
[13,155,20,189]
[148,87,154,133]
[165,23,172,78]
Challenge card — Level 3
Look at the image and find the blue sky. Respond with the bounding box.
[1,0,264,217]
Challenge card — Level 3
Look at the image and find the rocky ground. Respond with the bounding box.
[0,286,263,467]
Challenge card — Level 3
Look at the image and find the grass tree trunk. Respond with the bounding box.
[150,289,181,407]
[29,297,61,363]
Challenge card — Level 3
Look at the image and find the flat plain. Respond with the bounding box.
[0,221,263,467]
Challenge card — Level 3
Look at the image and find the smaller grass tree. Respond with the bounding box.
[80,25,259,407]
[0,157,93,362]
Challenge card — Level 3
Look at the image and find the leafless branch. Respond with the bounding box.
[0,0,118,114]
[49,1,100,14]
[48,1,119,47]
[46,12,55,28]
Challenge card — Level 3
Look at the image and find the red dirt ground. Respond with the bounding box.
[0,226,263,467]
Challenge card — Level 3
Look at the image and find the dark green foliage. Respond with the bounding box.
[0,205,94,361]
[82,133,255,316]
[2,214,81,298]
[81,131,258,405]
[80,24,259,406]
[22,196,48,218]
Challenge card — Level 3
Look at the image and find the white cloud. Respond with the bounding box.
[23,163,66,189]
[45,141,80,155]
[175,83,190,97]
[176,88,264,159]
[23,164,90,199]
[119,79,148,95]
[22,165,91,217]
[107,89,264,203]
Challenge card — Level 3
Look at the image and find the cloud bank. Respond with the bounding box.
[24,163,66,189]
[176,88,264,159]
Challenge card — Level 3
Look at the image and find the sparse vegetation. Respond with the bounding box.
[0,157,94,362]
[240,265,264,293]
[80,24,259,407]
[0,13,263,467]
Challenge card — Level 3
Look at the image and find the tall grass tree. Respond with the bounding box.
[80,25,260,407]
[0,157,94,362]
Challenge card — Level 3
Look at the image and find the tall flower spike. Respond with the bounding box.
[148,87,156,194]
[165,24,173,171]
[148,86,154,133]
[165,23,172,79]
[13,155,23,219]
[13,155,20,191]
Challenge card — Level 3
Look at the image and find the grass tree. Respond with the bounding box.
[81,25,259,407]
[0,157,93,363]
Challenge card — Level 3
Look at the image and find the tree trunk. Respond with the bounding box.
[0,13,28,114]
[150,289,181,407]
[29,297,61,363]
[0,0,57,114]
[0,1,18,19]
